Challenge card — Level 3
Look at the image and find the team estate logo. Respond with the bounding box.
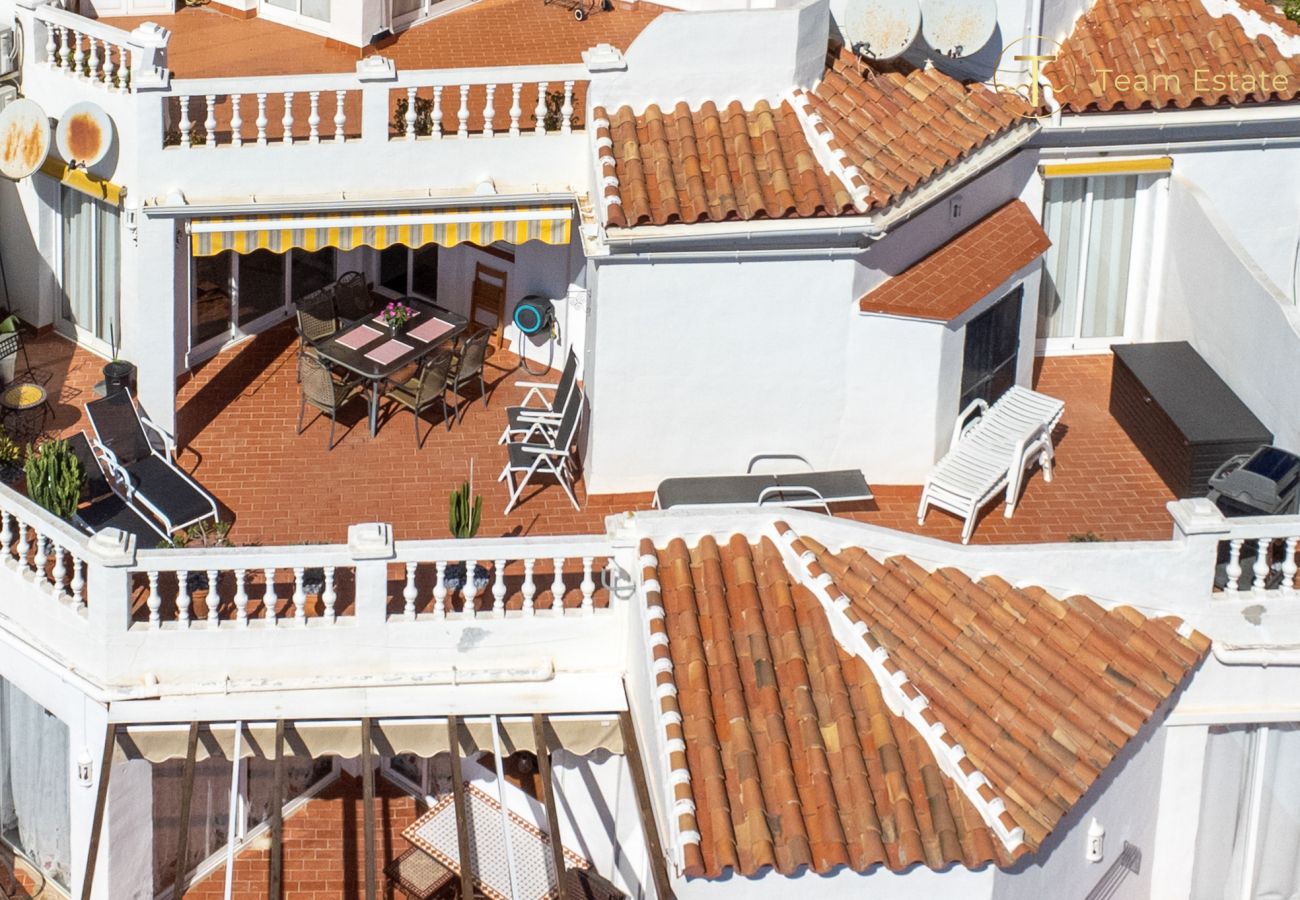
[993,36,1069,120]
[993,34,1297,119]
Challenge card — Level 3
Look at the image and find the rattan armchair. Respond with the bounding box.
[384,349,454,447]
[297,353,367,449]
[334,270,374,323]
[447,329,492,425]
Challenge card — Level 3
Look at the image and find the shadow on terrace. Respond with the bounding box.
[27,329,1175,549]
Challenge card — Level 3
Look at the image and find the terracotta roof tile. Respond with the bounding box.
[804,48,1034,213]
[594,99,855,228]
[858,200,1051,320]
[1047,0,1300,112]
[640,524,1209,878]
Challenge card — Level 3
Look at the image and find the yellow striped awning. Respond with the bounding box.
[189,205,573,257]
[40,158,125,206]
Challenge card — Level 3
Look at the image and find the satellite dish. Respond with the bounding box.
[0,99,51,181]
[56,101,113,170]
[842,0,922,62]
[920,0,998,58]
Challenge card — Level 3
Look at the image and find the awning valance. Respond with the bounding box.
[40,158,125,206]
[113,715,622,763]
[188,205,573,257]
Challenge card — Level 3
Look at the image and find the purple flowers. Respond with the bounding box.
[381,301,415,328]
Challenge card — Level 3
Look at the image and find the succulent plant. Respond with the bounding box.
[449,480,482,540]
[24,439,85,520]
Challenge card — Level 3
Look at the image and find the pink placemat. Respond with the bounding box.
[364,339,414,366]
[335,324,382,351]
[407,316,456,344]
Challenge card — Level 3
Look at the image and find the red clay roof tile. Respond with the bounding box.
[858,200,1050,320]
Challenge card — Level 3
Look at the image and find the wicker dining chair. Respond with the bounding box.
[334,271,374,323]
[384,349,454,447]
[297,353,366,450]
[447,329,492,425]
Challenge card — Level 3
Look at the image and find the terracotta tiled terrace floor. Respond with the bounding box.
[106,0,665,78]
[28,330,1174,546]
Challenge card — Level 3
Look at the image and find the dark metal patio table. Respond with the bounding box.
[313,298,467,438]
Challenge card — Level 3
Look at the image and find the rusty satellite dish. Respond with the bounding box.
[0,98,52,181]
[56,101,113,170]
[920,0,998,58]
[842,0,922,62]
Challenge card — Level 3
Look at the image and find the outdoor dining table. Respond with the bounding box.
[402,783,592,900]
[313,298,468,438]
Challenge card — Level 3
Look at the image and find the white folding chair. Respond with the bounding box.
[498,386,584,514]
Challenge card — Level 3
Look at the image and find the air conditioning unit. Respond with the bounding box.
[0,85,15,113]
[0,26,15,79]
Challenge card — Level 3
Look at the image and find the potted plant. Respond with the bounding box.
[379,301,416,337]
[0,428,23,486]
[444,479,487,592]
[24,438,84,520]
[0,315,19,385]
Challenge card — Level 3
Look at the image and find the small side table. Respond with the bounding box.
[1,382,53,444]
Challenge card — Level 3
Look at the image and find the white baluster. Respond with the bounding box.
[308,91,321,144]
[522,558,536,616]
[322,567,337,623]
[204,95,217,147]
[32,533,46,584]
[561,81,575,135]
[72,30,85,76]
[15,517,28,572]
[534,81,548,134]
[404,562,418,620]
[118,47,131,92]
[551,557,565,610]
[234,569,248,626]
[462,559,479,613]
[146,571,161,628]
[509,83,522,137]
[177,570,192,627]
[70,558,85,610]
[293,567,307,625]
[430,86,442,139]
[256,93,269,145]
[334,90,347,142]
[1284,537,1298,593]
[281,91,295,144]
[1253,540,1271,593]
[178,96,193,149]
[58,27,71,70]
[102,41,116,88]
[492,559,506,617]
[482,83,496,138]
[457,85,470,138]
[0,510,9,563]
[433,561,447,618]
[44,24,57,68]
[206,570,219,624]
[264,567,277,620]
[86,38,99,82]
[230,94,243,148]
[581,557,595,614]
[405,86,418,140]
[51,543,66,596]
[1227,539,1244,592]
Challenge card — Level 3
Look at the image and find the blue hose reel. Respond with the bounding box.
[512,295,556,336]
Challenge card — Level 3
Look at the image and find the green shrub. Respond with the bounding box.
[449,480,482,539]
[0,429,20,468]
[1285,0,1300,23]
[24,439,84,520]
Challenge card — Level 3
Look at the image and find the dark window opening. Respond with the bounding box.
[961,286,1023,411]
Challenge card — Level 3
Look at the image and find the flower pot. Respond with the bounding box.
[102,360,136,397]
[444,562,490,592]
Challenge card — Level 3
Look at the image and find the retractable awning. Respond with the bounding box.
[188,205,573,257]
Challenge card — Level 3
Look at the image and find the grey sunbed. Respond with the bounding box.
[654,456,872,515]
[67,432,166,545]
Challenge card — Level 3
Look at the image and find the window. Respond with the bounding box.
[379,245,438,299]
[265,0,331,21]
[0,679,71,889]
[1191,724,1300,900]
[59,188,121,347]
[1037,174,1141,348]
[237,250,286,328]
[290,248,337,301]
[961,287,1023,411]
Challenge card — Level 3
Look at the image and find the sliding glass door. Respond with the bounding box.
[59,188,121,352]
[1037,174,1148,352]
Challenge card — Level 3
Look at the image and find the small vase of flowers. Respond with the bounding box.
[380,301,416,337]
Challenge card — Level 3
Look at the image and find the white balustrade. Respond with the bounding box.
[404,562,418,620]
[483,84,496,138]
[334,90,347,143]
[177,570,192,626]
[1216,521,1300,595]
[492,558,506,616]
[308,91,321,144]
[230,95,244,148]
[281,91,295,145]
[457,85,470,138]
[33,6,146,91]
[509,83,523,137]
[204,95,217,148]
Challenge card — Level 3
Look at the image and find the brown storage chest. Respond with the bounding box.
[1110,342,1272,499]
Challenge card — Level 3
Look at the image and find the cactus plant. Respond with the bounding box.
[0,428,22,485]
[24,439,85,520]
[449,479,482,540]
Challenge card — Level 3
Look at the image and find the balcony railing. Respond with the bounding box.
[30,3,170,91]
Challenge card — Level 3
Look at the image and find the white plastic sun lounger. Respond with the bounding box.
[917,386,1065,543]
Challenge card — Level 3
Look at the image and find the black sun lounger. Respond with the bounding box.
[85,391,218,539]
[654,467,873,515]
[66,432,166,545]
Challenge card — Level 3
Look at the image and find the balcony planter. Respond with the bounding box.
[102,360,136,397]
